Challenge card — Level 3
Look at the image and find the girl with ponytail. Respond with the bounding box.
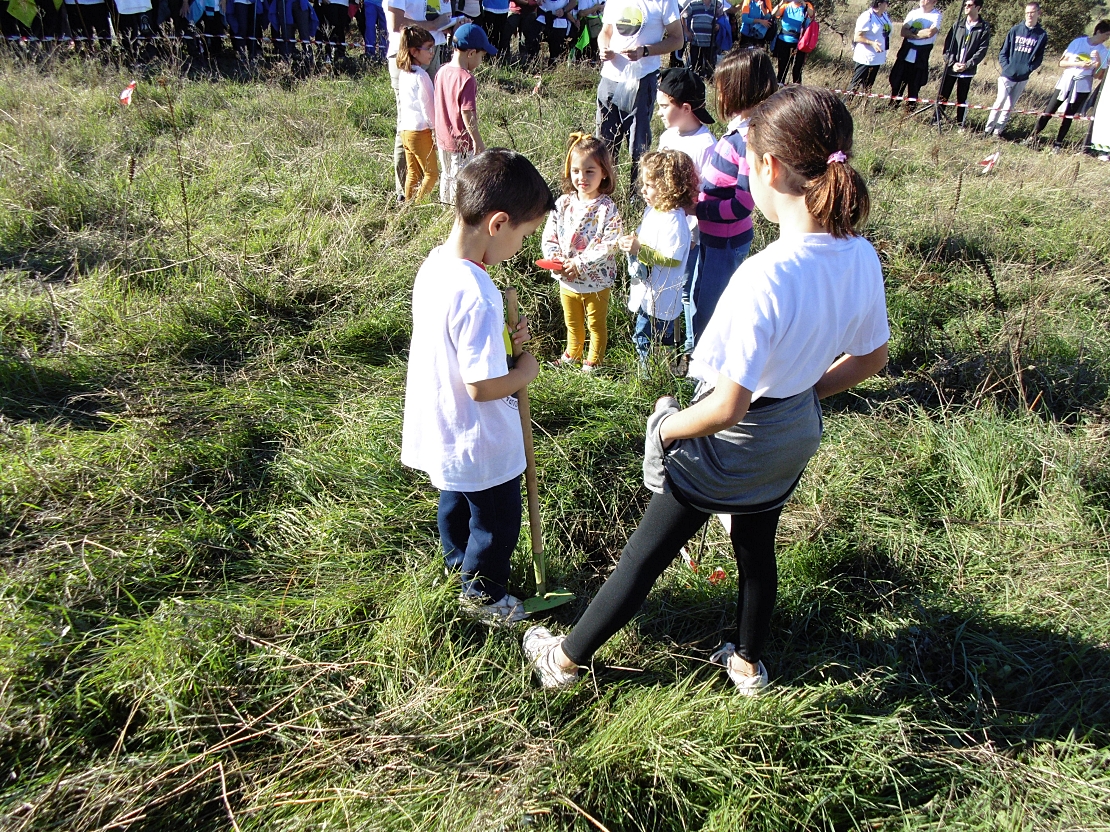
[524,86,890,695]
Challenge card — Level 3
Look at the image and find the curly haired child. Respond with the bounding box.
[619,149,699,365]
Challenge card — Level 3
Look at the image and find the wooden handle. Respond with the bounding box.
[505,288,546,595]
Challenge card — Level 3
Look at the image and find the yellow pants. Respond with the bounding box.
[401,129,438,202]
[560,287,610,366]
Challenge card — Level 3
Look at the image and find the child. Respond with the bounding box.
[396,26,439,202]
[524,86,890,692]
[434,23,497,205]
[401,149,556,624]
[541,133,624,373]
[656,67,716,358]
[620,150,699,365]
[686,47,777,353]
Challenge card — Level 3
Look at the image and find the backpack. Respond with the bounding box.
[797,17,819,52]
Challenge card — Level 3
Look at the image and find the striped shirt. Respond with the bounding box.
[695,114,754,247]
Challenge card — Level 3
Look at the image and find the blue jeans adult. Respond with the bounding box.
[596,70,658,189]
[363,0,386,58]
[633,311,676,363]
[437,475,522,602]
[683,236,751,353]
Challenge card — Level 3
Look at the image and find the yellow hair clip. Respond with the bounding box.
[564,131,593,179]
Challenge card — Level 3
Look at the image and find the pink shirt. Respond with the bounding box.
[434,65,478,153]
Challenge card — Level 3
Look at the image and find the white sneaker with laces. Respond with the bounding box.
[523,625,579,688]
[709,643,769,696]
[461,593,528,626]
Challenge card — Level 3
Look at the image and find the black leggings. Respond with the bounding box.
[561,490,783,667]
[1034,91,1090,144]
[938,72,972,125]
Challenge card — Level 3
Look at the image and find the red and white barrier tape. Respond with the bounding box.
[4,32,378,50]
[833,86,1095,122]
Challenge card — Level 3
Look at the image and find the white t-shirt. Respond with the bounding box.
[386,0,431,56]
[690,232,890,401]
[540,0,573,29]
[401,248,526,492]
[115,0,152,13]
[1057,37,1109,98]
[852,9,891,66]
[397,66,435,131]
[628,207,690,320]
[601,0,682,81]
[902,5,941,47]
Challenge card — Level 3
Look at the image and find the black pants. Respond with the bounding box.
[543,18,566,64]
[68,1,112,45]
[480,9,508,56]
[888,42,931,103]
[200,11,226,59]
[561,490,783,667]
[850,62,881,92]
[688,43,715,78]
[1034,90,1090,144]
[318,1,348,59]
[231,1,256,56]
[773,39,805,84]
[504,5,539,64]
[937,72,972,125]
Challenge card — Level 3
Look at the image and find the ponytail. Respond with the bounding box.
[748,86,870,238]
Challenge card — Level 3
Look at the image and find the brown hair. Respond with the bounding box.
[638,150,699,213]
[747,86,870,238]
[396,26,433,72]
[456,149,556,226]
[714,47,778,121]
[560,132,616,196]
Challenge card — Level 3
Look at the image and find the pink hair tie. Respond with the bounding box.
[827,151,848,164]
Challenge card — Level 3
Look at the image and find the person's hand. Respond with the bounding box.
[621,47,643,61]
[510,315,531,348]
[952,61,966,72]
[618,232,640,255]
[474,138,486,154]
[562,260,582,280]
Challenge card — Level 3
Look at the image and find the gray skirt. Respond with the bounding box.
[642,388,823,515]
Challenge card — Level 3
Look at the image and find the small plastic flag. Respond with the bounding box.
[979,150,1000,174]
[680,547,697,573]
[119,81,137,106]
[531,76,543,96]
[708,567,728,585]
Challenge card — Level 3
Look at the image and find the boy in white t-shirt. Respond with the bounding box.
[401,150,556,625]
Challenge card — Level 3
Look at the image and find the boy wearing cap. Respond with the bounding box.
[656,67,716,360]
[435,24,498,204]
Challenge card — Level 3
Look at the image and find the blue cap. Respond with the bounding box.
[454,23,498,55]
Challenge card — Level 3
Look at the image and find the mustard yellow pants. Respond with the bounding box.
[560,287,610,366]
[401,129,438,203]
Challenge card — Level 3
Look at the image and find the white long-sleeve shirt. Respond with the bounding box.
[397,66,435,132]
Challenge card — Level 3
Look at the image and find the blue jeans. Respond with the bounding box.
[363,1,386,57]
[684,236,751,352]
[437,475,522,602]
[596,70,658,188]
[633,311,676,363]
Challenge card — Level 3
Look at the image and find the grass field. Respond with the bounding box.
[2,40,1110,831]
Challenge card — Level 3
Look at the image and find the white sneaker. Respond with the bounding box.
[461,593,528,626]
[709,643,769,696]
[523,625,579,688]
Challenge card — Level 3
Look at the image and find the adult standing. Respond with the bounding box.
[888,0,942,105]
[1090,70,1110,160]
[735,0,773,48]
[849,0,891,93]
[1025,20,1109,152]
[936,0,991,127]
[596,0,684,190]
[982,1,1047,136]
[771,0,813,84]
[386,0,452,199]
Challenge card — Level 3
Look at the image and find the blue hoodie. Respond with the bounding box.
[998,22,1048,81]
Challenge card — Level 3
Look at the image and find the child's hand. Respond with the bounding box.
[511,315,532,348]
[514,351,540,387]
[618,233,640,256]
[561,259,582,281]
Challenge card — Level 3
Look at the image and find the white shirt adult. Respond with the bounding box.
[690,232,889,401]
[600,0,683,81]
[853,7,891,66]
[115,0,152,13]
[1057,35,1109,99]
[386,0,450,56]
[902,2,941,46]
[401,248,525,492]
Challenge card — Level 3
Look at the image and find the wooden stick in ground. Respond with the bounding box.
[504,287,546,597]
